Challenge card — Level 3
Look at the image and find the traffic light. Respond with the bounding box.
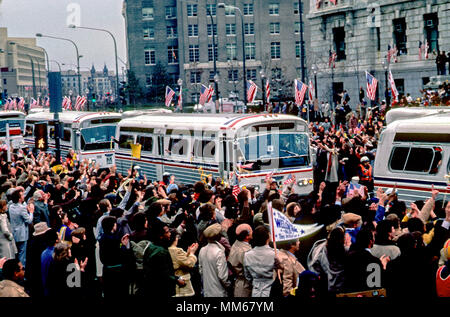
[119,86,126,105]
[0,92,3,105]
[91,93,96,103]
[34,122,48,151]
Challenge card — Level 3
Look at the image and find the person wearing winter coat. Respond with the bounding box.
[0,200,17,259]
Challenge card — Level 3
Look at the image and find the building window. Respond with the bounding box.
[226,43,237,60]
[245,43,256,60]
[189,45,200,62]
[188,24,199,37]
[143,27,154,40]
[142,7,154,20]
[144,49,156,65]
[422,77,430,87]
[208,44,218,62]
[271,42,281,59]
[206,4,216,16]
[191,93,200,103]
[168,46,178,64]
[228,70,239,82]
[244,3,254,16]
[294,2,300,14]
[272,68,282,80]
[246,69,257,81]
[190,71,201,84]
[424,13,439,53]
[209,71,216,81]
[145,74,153,86]
[167,25,177,38]
[225,6,235,16]
[187,4,197,17]
[333,27,346,61]
[393,18,407,55]
[226,24,236,36]
[207,24,217,36]
[244,23,255,35]
[295,41,300,58]
[269,3,279,15]
[270,23,280,35]
[294,22,300,34]
[394,78,404,97]
[165,6,176,19]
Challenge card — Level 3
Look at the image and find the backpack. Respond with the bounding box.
[130,240,151,270]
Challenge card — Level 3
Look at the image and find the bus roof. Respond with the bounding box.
[0,111,26,118]
[384,112,450,135]
[385,107,450,125]
[25,110,122,124]
[118,113,307,131]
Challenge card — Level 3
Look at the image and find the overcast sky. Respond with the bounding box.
[0,0,127,73]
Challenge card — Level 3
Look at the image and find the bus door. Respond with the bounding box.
[154,129,165,181]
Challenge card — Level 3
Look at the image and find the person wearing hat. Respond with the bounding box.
[277,238,305,297]
[198,223,230,297]
[228,224,253,297]
[358,156,374,193]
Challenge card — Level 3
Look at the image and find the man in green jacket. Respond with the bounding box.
[143,224,186,297]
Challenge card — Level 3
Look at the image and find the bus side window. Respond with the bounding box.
[137,135,153,153]
[202,140,215,159]
[63,129,71,142]
[119,134,134,149]
[25,125,33,137]
[169,138,188,156]
[429,148,442,175]
[404,148,434,173]
[389,147,410,171]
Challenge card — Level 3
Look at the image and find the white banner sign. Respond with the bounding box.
[268,202,324,242]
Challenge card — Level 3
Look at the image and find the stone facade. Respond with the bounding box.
[307,0,450,107]
[124,0,310,104]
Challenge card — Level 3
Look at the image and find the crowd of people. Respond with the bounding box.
[0,100,449,300]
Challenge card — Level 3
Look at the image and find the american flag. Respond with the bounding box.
[329,50,337,68]
[390,45,398,63]
[207,85,214,103]
[419,41,424,60]
[247,80,258,104]
[308,79,315,100]
[44,96,50,107]
[3,98,10,110]
[330,0,337,4]
[316,0,321,9]
[265,80,270,104]
[388,70,399,103]
[177,91,182,110]
[17,97,25,111]
[199,84,210,105]
[365,71,378,101]
[75,96,87,111]
[62,96,72,110]
[165,86,175,107]
[231,173,241,200]
[30,98,38,108]
[424,40,429,59]
[10,98,17,110]
[283,174,296,185]
[294,79,308,106]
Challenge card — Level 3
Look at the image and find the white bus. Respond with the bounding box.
[0,111,26,149]
[116,113,313,193]
[374,112,450,203]
[24,110,122,167]
[385,106,450,126]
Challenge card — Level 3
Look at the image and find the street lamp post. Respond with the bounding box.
[177,78,183,113]
[311,65,318,99]
[298,0,306,83]
[260,69,266,112]
[69,25,121,111]
[218,3,247,109]
[207,10,221,113]
[36,33,81,100]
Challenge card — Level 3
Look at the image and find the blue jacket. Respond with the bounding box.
[8,202,33,242]
[41,246,54,297]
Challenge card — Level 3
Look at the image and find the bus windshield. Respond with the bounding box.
[80,125,116,151]
[0,119,25,137]
[237,132,310,170]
